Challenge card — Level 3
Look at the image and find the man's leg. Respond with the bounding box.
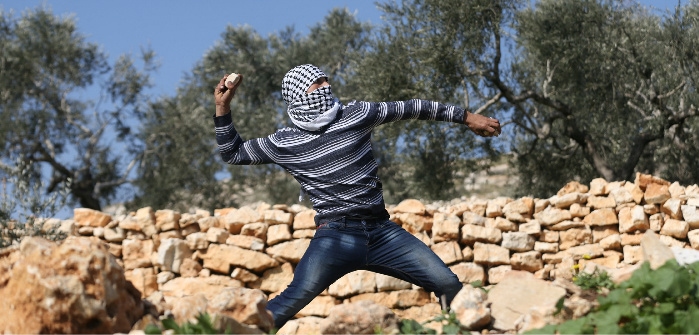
[365,220,463,307]
[266,221,367,329]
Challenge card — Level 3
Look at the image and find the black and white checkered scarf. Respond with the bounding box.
[282,64,341,131]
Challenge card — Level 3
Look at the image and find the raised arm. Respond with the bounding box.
[213,74,275,165]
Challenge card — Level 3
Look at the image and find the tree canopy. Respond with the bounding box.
[2,1,698,216]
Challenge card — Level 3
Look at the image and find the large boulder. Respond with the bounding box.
[0,236,144,334]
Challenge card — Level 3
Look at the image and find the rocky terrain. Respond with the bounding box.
[1,172,698,334]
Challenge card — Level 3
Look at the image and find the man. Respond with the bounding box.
[213,64,501,329]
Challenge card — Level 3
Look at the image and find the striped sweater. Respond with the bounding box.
[214,99,466,225]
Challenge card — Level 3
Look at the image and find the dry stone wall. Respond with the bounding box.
[57,173,699,323]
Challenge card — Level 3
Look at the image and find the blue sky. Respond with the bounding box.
[1,1,681,98]
[1,1,386,96]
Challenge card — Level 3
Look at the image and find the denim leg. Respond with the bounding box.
[266,221,367,329]
[365,221,463,306]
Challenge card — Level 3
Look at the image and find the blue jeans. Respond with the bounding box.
[266,218,462,329]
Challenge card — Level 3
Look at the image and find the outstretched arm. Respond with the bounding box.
[464,111,501,137]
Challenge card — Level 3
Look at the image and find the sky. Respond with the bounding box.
[1,1,387,97]
[0,0,684,218]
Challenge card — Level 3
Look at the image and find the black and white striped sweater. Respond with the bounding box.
[214,99,466,225]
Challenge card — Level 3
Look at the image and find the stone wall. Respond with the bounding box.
[57,173,699,323]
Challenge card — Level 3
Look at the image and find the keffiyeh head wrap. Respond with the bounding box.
[282,64,341,131]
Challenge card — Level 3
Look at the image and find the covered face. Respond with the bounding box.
[281,64,340,131]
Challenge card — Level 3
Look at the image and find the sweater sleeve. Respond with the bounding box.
[357,99,466,126]
[213,113,275,165]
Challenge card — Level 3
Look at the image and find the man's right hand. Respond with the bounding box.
[214,73,243,116]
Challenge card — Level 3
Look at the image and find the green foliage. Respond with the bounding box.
[572,269,616,292]
[0,7,156,210]
[397,311,467,335]
[528,260,699,334]
[144,313,229,335]
[0,160,68,248]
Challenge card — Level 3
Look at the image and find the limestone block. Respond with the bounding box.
[469,199,488,217]
[265,238,311,264]
[549,220,586,231]
[519,221,541,235]
[73,208,112,227]
[618,206,649,233]
[659,234,686,248]
[278,316,323,335]
[644,204,660,215]
[241,222,268,241]
[431,241,464,265]
[501,232,536,252]
[487,217,518,232]
[589,178,608,196]
[393,199,426,215]
[592,226,619,243]
[432,212,461,243]
[623,245,643,264]
[226,235,265,251]
[624,182,645,204]
[640,231,675,269]
[487,265,513,284]
[534,242,559,253]
[122,238,155,270]
[125,267,158,298]
[536,207,572,226]
[610,187,634,205]
[206,227,229,244]
[503,197,534,222]
[258,262,294,293]
[682,205,699,229]
[586,195,616,210]
[231,268,259,284]
[450,285,491,331]
[511,251,543,272]
[620,233,643,246]
[563,244,604,260]
[0,237,144,334]
[559,227,592,250]
[535,199,550,213]
[644,183,671,204]
[197,216,219,232]
[267,224,291,246]
[461,224,502,245]
[179,258,203,278]
[649,213,664,232]
[599,234,621,250]
[103,227,126,242]
[202,244,278,273]
[135,207,158,237]
[660,219,689,239]
[157,238,192,274]
[473,242,510,266]
[462,246,474,261]
[687,230,699,250]
[554,192,584,209]
[263,209,293,225]
[462,212,486,226]
[297,295,340,317]
[449,262,486,284]
[582,208,618,226]
[328,270,376,298]
[184,232,207,250]
[155,209,181,232]
[318,300,398,335]
[661,198,684,220]
[375,273,412,292]
[539,230,559,243]
[569,203,590,218]
[220,206,261,234]
[397,213,432,233]
[292,229,315,239]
